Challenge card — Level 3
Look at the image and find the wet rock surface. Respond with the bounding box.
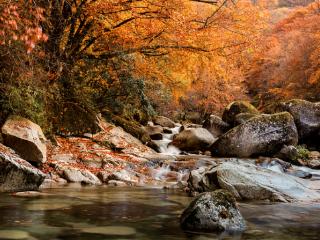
[188,160,320,202]
[180,190,246,232]
[0,144,45,192]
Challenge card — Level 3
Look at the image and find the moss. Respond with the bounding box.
[102,112,151,144]
[296,145,310,161]
[222,101,259,125]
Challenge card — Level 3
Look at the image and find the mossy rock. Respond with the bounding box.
[222,101,259,126]
[234,113,259,125]
[180,190,246,232]
[110,115,150,143]
[101,110,159,151]
[211,112,298,157]
[272,99,320,144]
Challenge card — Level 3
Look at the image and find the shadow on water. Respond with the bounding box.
[0,186,320,239]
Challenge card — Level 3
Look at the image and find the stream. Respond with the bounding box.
[0,185,320,240]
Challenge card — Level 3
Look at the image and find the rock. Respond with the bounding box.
[108,114,152,145]
[172,128,216,152]
[154,116,175,128]
[0,230,31,239]
[97,171,110,183]
[80,156,104,168]
[2,116,47,164]
[222,101,259,126]
[51,154,75,163]
[309,151,320,159]
[184,123,203,129]
[164,181,188,190]
[234,113,258,125]
[276,145,300,163]
[81,226,136,236]
[0,144,45,192]
[203,115,230,137]
[184,112,202,124]
[108,180,127,187]
[211,112,298,157]
[189,160,320,202]
[107,169,138,185]
[307,159,320,169]
[180,190,246,232]
[12,191,49,197]
[144,125,163,135]
[61,167,101,185]
[40,178,67,189]
[150,133,163,140]
[274,99,320,142]
[275,145,310,165]
[187,167,219,196]
[96,118,156,155]
[98,169,138,185]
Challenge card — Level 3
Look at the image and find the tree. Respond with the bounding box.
[246,1,320,106]
[0,0,47,52]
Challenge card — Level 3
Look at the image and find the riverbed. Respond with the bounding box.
[1,186,320,239]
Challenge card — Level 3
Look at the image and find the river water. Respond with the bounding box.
[0,185,320,240]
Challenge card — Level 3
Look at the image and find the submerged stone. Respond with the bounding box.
[81,226,136,236]
[0,230,30,239]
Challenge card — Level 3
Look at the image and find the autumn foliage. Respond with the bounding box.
[246,1,320,106]
[0,0,319,132]
[0,0,47,52]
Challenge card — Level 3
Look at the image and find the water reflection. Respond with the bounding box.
[0,186,319,239]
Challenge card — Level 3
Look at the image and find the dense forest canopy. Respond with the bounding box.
[0,0,319,132]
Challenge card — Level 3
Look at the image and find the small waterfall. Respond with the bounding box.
[151,163,189,182]
[152,125,181,155]
[152,164,171,181]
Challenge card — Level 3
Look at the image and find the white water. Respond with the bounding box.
[153,125,182,155]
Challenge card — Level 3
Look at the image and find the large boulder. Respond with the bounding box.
[0,144,45,192]
[188,160,320,202]
[180,190,246,232]
[274,99,320,142]
[172,128,216,152]
[218,161,320,202]
[203,115,230,137]
[2,116,47,164]
[211,112,299,157]
[222,101,259,126]
[95,118,156,155]
[154,116,175,128]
